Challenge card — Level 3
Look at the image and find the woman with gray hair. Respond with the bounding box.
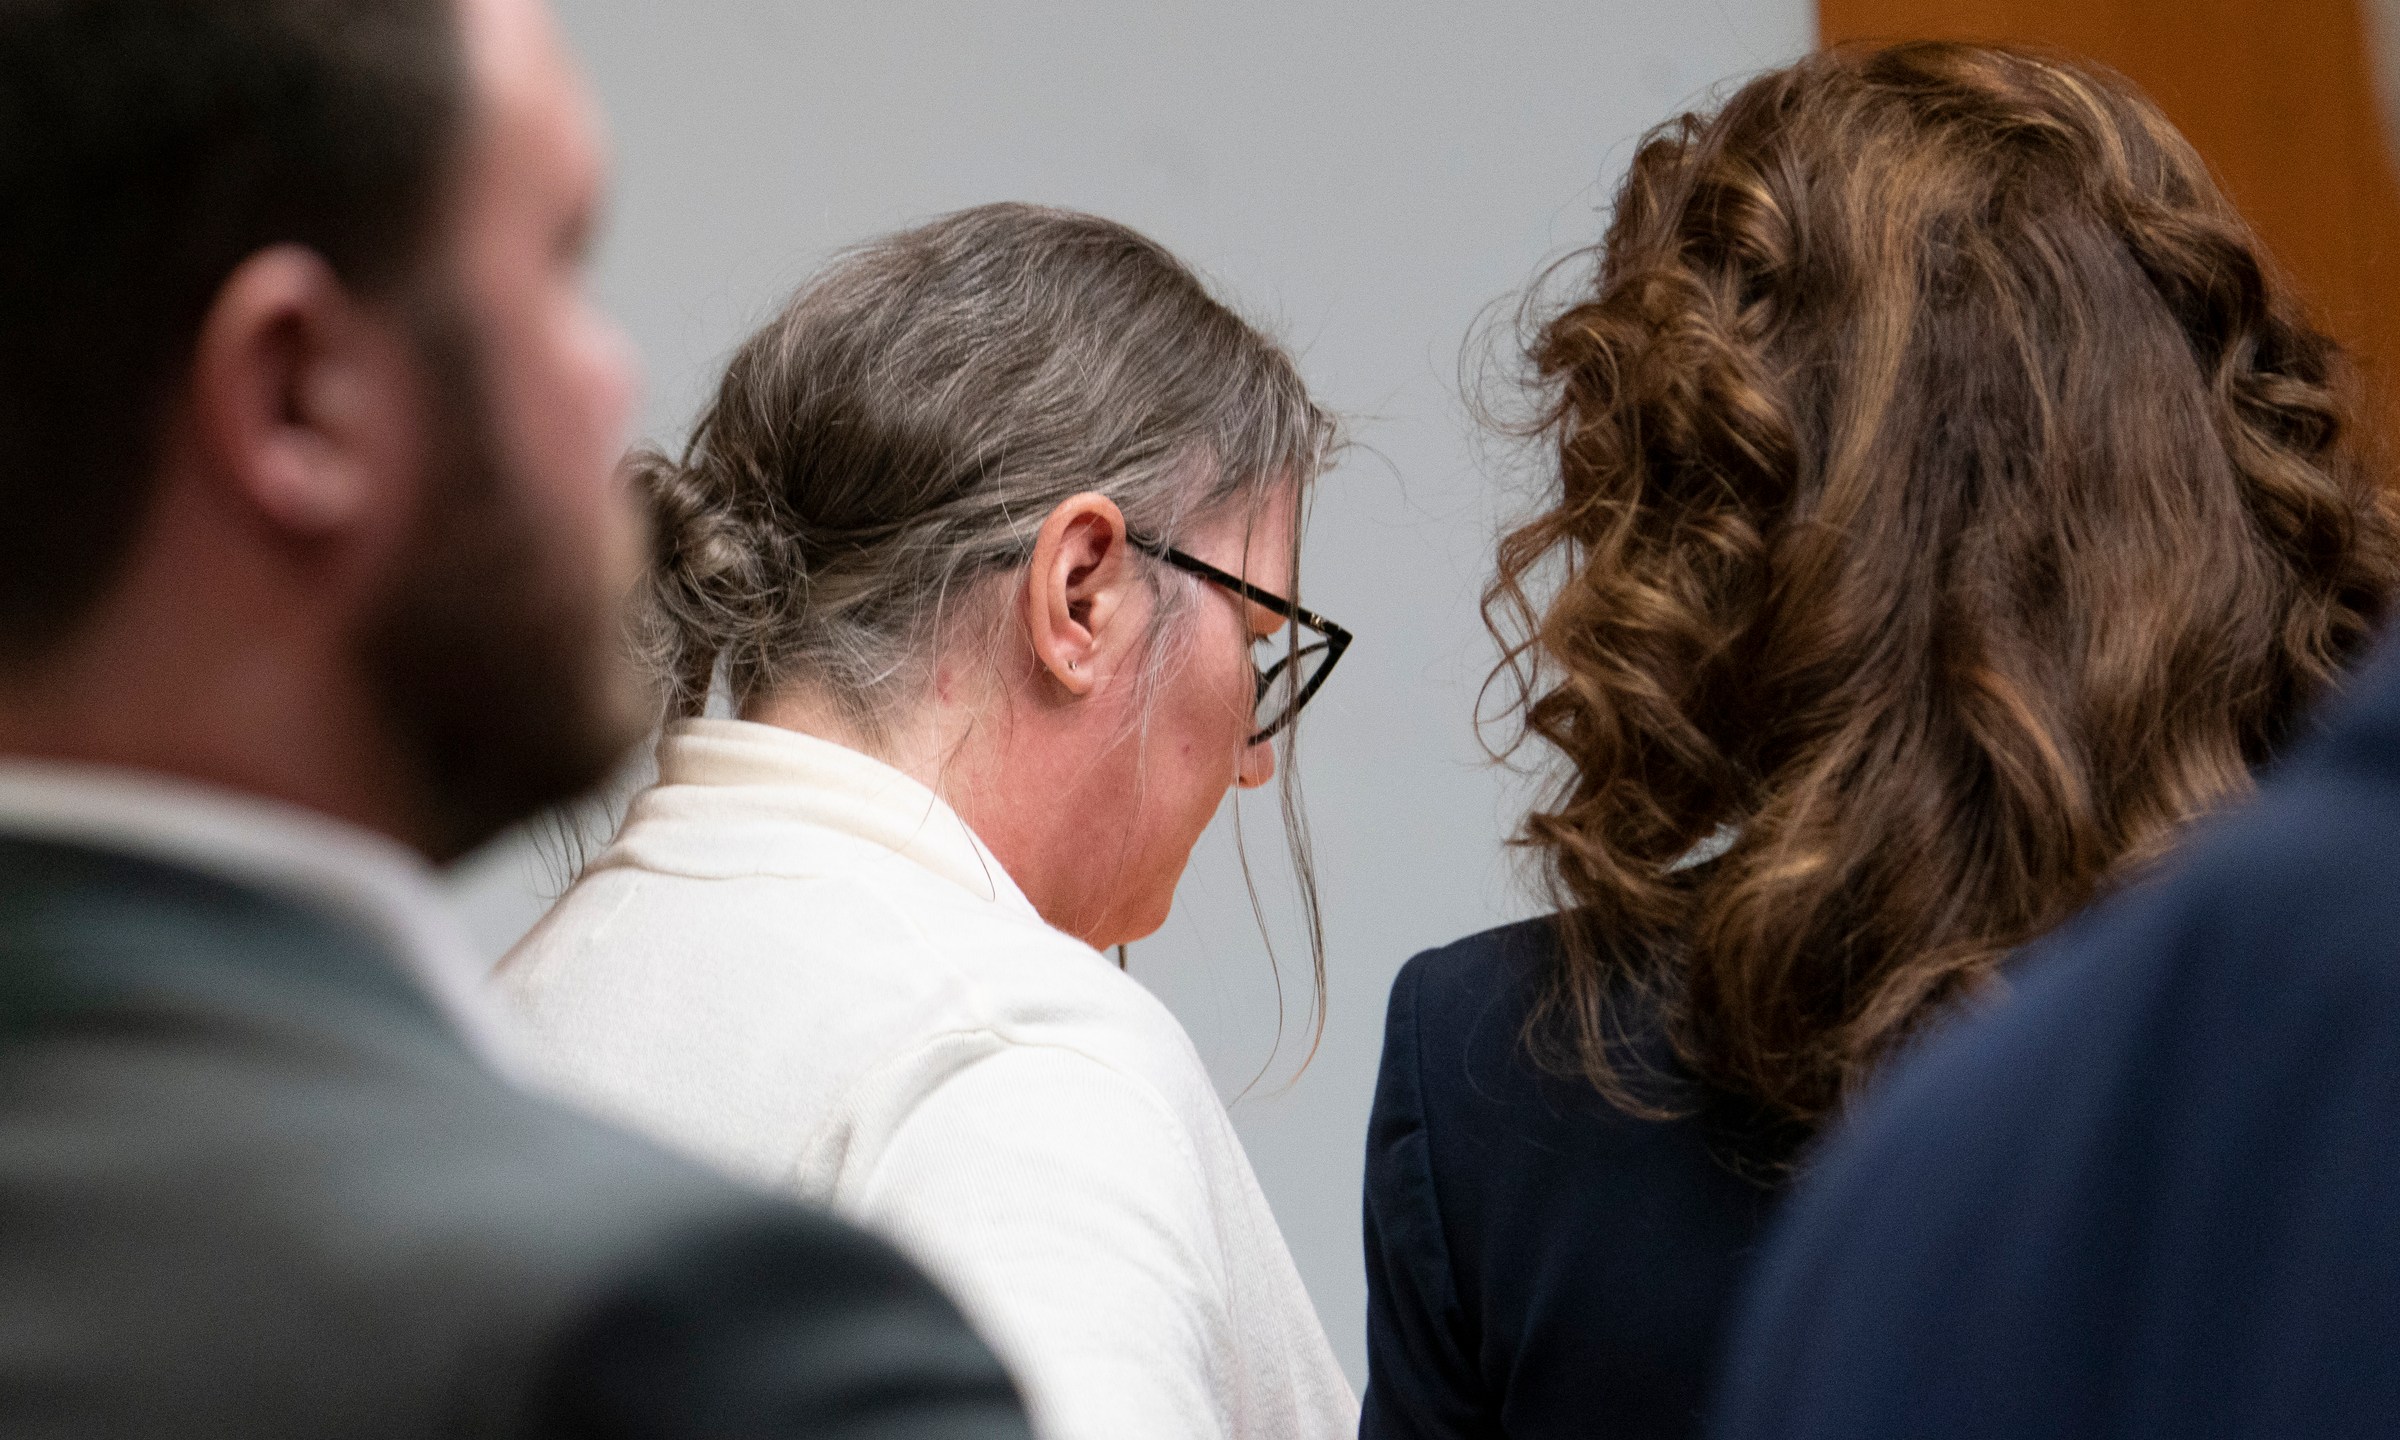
[496,204,1356,1440]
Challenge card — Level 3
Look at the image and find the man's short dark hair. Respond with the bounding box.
[0,0,469,670]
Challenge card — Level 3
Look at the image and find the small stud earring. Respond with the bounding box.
[1068,660,1080,673]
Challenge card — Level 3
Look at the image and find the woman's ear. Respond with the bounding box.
[1024,492,1133,696]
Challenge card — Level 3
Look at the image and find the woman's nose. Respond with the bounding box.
[1236,738,1276,790]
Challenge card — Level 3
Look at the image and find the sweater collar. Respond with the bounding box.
[627,718,1039,918]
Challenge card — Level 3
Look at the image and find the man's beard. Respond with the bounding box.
[360,304,651,862]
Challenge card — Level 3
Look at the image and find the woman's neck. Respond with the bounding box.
[741,683,975,806]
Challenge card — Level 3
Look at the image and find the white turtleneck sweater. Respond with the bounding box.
[493,719,1355,1440]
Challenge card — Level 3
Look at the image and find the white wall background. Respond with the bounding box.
[451,0,1814,1387]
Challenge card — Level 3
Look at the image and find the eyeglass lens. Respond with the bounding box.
[1255,640,1333,736]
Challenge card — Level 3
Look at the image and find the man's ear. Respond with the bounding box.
[186,244,415,540]
[1024,492,1135,696]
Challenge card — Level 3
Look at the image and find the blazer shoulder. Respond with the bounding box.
[1712,757,2400,1440]
[1395,917,1559,1023]
[1387,916,1565,1083]
[0,837,1029,1436]
[511,1107,1033,1440]
[2,1000,1022,1435]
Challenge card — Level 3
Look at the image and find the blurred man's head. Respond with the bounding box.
[0,0,648,859]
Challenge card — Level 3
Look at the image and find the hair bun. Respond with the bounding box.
[628,445,805,718]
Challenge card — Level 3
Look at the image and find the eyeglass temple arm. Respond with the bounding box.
[1124,530,1350,641]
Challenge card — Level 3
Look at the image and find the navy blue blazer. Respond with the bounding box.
[1361,917,1799,1440]
[1711,643,2400,1439]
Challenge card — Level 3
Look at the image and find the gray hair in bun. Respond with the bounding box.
[632,202,1335,736]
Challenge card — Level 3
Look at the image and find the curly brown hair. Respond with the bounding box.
[1485,41,2400,1130]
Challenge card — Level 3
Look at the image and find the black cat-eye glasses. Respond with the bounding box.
[1127,531,1352,746]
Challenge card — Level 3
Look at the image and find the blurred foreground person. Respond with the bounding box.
[497,204,1357,1440]
[1708,26,2400,1440]
[0,0,1030,1434]
[1364,41,2399,1440]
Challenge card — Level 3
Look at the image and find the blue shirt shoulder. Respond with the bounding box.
[1714,656,2400,1440]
